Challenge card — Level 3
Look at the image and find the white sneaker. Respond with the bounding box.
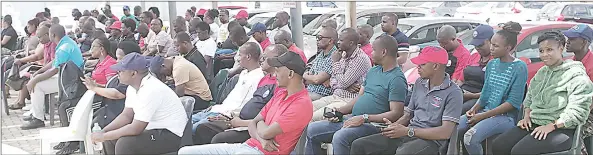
[22,104,31,111]
[22,110,32,117]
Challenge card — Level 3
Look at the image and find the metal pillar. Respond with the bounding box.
[141,1,145,10]
[168,1,176,36]
[290,2,303,48]
[345,2,356,28]
[212,1,218,9]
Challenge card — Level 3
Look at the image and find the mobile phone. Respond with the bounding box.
[219,113,232,120]
[323,107,336,118]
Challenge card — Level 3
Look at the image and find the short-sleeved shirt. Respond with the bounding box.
[1,26,18,51]
[268,25,291,44]
[124,75,188,137]
[217,23,229,43]
[576,51,593,81]
[53,36,84,69]
[330,47,372,99]
[195,37,216,58]
[91,56,117,85]
[147,30,173,56]
[352,66,408,116]
[447,39,471,81]
[406,74,462,146]
[245,88,313,155]
[387,29,410,53]
[43,42,57,65]
[212,68,265,114]
[360,43,373,64]
[479,59,528,114]
[289,44,307,63]
[260,38,271,51]
[239,74,281,120]
[172,56,212,100]
[209,23,220,41]
[306,46,336,96]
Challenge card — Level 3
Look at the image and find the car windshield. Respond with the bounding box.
[520,2,547,9]
[303,13,335,35]
[466,2,489,8]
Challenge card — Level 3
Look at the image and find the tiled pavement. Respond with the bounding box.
[1,90,88,154]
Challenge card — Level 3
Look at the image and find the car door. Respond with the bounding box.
[514,28,573,82]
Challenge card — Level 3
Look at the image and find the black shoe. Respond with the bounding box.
[55,142,79,155]
[22,115,33,121]
[20,118,45,130]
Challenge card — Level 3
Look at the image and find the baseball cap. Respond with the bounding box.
[562,24,593,43]
[110,53,150,71]
[109,21,122,30]
[410,46,449,65]
[123,5,130,11]
[247,23,266,36]
[469,24,494,46]
[267,52,306,76]
[236,10,248,19]
[197,9,207,16]
[148,56,165,76]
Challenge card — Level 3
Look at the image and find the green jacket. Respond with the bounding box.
[524,60,593,128]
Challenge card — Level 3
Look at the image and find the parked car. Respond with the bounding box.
[302,6,432,58]
[537,2,560,21]
[368,17,485,72]
[543,3,593,24]
[454,2,497,22]
[488,2,543,24]
[417,1,469,17]
[247,8,339,31]
[404,22,582,86]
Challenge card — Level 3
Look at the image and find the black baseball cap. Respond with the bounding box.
[267,52,306,76]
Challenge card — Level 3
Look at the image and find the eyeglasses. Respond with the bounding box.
[317,35,331,41]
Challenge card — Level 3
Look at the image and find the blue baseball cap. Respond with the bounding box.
[110,53,150,71]
[148,56,165,76]
[247,23,266,36]
[469,24,494,46]
[562,24,593,43]
[123,5,130,11]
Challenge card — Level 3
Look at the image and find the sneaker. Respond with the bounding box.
[22,110,32,117]
[22,104,31,111]
[20,118,45,130]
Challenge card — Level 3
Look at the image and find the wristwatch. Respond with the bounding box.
[362,114,369,123]
[407,127,415,137]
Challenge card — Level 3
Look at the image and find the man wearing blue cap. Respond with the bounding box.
[248,23,271,51]
[564,24,593,81]
[121,5,139,25]
[462,24,494,113]
[91,53,188,155]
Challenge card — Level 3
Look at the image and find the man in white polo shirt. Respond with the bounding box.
[91,53,188,155]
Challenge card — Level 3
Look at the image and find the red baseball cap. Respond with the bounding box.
[109,21,122,30]
[197,9,207,16]
[236,10,248,19]
[410,46,449,65]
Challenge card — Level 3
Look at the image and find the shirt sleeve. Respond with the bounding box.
[203,41,217,57]
[172,64,190,86]
[505,62,528,109]
[559,76,593,128]
[389,75,408,103]
[330,56,371,89]
[156,33,170,47]
[124,86,135,108]
[453,52,470,81]
[52,49,68,68]
[405,79,421,113]
[442,87,463,123]
[396,36,410,53]
[274,102,311,134]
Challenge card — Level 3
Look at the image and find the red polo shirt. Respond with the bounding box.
[289,44,308,63]
[260,38,271,52]
[576,51,593,81]
[245,87,313,155]
[451,39,471,81]
[360,43,373,64]
[91,56,117,85]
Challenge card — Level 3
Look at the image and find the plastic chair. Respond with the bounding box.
[40,90,96,155]
[442,124,460,155]
[179,96,195,148]
[542,125,584,155]
[291,125,308,155]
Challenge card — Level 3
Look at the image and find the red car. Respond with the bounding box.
[405,22,582,86]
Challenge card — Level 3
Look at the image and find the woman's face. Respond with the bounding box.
[490,34,511,58]
[90,39,104,58]
[539,39,564,67]
[27,24,36,35]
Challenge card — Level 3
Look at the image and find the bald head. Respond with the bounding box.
[50,24,66,43]
[137,23,149,37]
[341,28,360,45]
[373,34,399,57]
[240,42,262,62]
[276,11,290,21]
[384,13,399,25]
[275,11,290,28]
[274,30,293,48]
[264,44,288,56]
[437,25,457,40]
[357,24,373,44]
[322,19,338,30]
[230,25,248,46]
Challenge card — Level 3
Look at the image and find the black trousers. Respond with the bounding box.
[193,121,251,145]
[351,133,441,155]
[103,129,181,155]
[187,95,211,111]
[492,126,575,155]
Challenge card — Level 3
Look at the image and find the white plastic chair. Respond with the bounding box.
[40,90,96,155]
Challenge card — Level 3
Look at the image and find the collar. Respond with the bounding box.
[98,56,116,66]
[576,50,592,62]
[277,87,308,104]
[57,36,71,46]
[345,47,363,60]
[420,73,453,91]
[242,67,263,76]
[389,28,402,36]
[318,46,337,58]
[451,39,467,57]
[277,25,289,30]
[137,74,153,92]
[182,46,199,57]
[261,37,270,44]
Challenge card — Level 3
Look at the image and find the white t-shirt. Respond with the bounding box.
[232,37,262,68]
[217,23,230,43]
[147,30,173,56]
[211,68,265,115]
[268,25,291,44]
[195,38,216,58]
[209,23,219,42]
[124,75,188,137]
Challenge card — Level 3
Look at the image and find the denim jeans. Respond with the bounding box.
[457,112,515,155]
[191,111,220,134]
[305,118,380,155]
[216,49,235,55]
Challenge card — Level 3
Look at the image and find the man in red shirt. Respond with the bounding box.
[178,51,313,155]
[564,24,593,81]
[357,24,374,64]
[437,25,471,85]
[248,23,271,51]
[274,30,308,63]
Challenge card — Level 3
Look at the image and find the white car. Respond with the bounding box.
[488,2,544,25]
[454,2,497,23]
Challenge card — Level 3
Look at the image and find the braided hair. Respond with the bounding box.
[496,21,522,49]
[537,31,566,47]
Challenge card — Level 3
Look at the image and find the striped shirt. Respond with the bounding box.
[330,47,372,99]
[386,29,410,53]
[479,58,528,118]
[307,46,337,96]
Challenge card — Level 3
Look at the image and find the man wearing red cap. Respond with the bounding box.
[235,10,250,33]
[108,21,122,42]
[350,46,462,155]
[196,8,207,21]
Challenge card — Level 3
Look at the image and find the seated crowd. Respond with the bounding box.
[2,6,593,155]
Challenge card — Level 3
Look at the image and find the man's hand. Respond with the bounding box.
[467,113,487,127]
[346,84,361,94]
[466,108,477,118]
[322,80,331,88]
[81,76,99,90]
[230,117,241,128]
[26,80,37,93]
[332,51,344,62]
[260,139,280,152]
[343,115,364,128]
[381,118,408,139]
[13,59,22,66]
[91,131,106,144]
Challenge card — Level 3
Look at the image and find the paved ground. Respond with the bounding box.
[1,90,88,154]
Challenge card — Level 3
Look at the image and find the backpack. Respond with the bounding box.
[57,61,87,126]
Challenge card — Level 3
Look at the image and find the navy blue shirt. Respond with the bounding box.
[386,29,410,53]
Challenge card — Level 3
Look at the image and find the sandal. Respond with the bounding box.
[55,142,79,155]
[7,103,24,110]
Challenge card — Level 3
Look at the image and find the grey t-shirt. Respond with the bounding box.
[405,74,463,146]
